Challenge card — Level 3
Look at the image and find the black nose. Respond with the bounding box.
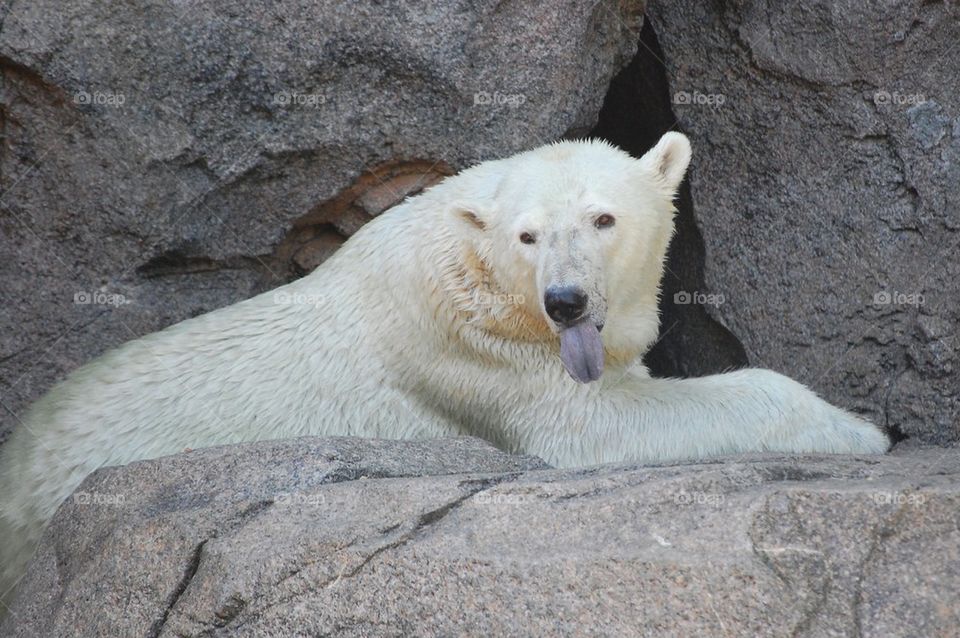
[544,286,588,325]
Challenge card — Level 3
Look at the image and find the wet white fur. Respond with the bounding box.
[0,133,888,607]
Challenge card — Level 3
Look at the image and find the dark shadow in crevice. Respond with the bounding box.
[590,18,748,378]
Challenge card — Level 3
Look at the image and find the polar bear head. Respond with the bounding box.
[445,132,692,383]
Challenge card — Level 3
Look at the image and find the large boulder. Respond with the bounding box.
[0,436,548,636]
[0,0,645,442]
[4,437,957,637]
[647,2,960,444]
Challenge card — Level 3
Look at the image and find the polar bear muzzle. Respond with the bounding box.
[544,285,604,383]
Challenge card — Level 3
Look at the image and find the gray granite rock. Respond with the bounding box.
[0,436,548,636]
[648,1,960,444]
[0,0,645,442]
[3,438,957,637]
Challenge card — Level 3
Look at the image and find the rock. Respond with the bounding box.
[646,2,960,444]
[0,436,548,636]
[0,0,645,443]
[290,231,344,276]
[4,438,958,637]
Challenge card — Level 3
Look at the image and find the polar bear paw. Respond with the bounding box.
[752,370,891,456]
[794,406,891,455]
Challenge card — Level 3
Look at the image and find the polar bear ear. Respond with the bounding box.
[456,209,487,231]
[638,131,692,193]
[449,163,503,232]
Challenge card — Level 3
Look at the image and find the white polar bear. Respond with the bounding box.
[0,132,888,609]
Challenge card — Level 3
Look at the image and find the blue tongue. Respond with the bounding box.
[559,321,604,383]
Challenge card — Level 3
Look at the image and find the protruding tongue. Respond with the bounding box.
[559,321,604,383]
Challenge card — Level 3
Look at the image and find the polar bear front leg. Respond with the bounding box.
[542,368,890,468]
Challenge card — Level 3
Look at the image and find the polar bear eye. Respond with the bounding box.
[594,214,616,229]
[519,232,536,245]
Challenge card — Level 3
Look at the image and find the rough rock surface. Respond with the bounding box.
[0,436,549,636]
[0,0,645,442]
[648,2,960,444]
[4,438,958,637]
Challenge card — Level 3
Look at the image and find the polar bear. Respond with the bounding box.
[0,132,888,610]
